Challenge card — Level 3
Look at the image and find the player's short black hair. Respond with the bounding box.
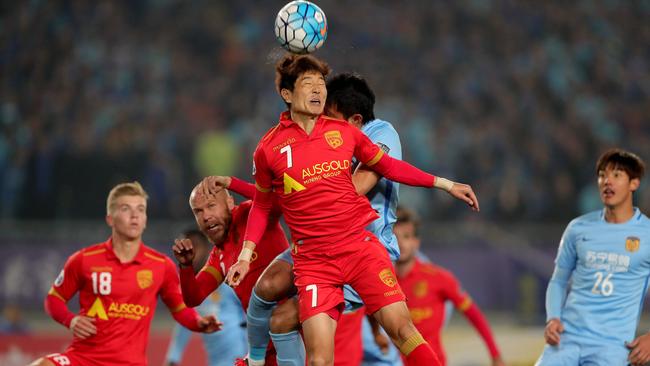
[183,229,210,248]
[275,53,330,107]
[396,206,420,235]
[596,148,646,181]
[325,73,375,124]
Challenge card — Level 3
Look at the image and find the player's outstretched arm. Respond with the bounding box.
[172,238,222,306]
[626,332,650,366]
[353,130,479,210]
[202,175,257,200]
[461,301,503,364]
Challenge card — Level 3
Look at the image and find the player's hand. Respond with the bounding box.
[627,332,650,366]
[373,331,390,354]
[197,314,223,333]
[544,318,564,346]
[201,175,231,196]
[226,260,251,287]
[448,182,480,211]
[491,357,506,366]
[69,315,97,339]
[172,238,195,268]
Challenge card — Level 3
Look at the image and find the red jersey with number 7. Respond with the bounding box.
[251,112,388,247]
[48,239,192,365]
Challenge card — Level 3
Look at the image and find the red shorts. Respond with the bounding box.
[293,231,405,322]
[44,352,82,366]
[334,307,365,366]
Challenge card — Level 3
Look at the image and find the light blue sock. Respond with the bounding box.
[270,330,305,366]
[247,290,277,362]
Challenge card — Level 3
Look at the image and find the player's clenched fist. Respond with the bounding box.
[69,315,97,340]
[544,318,564,346]
[172,238,195,268]
[226,260,250,287]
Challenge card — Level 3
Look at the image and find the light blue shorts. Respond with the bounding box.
[535,335,629,366]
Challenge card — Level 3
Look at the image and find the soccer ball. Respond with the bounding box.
[275,1,327,54]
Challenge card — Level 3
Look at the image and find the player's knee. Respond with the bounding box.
[255,274,281,301]
[269,302,299,333]
[308,355,334,366]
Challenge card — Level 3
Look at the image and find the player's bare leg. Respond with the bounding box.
[247,257,298,365]
[255,258,296,301]
[373,301,441,365]
[302,313,337,366]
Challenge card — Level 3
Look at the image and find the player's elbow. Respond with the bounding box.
[182,293,201,308]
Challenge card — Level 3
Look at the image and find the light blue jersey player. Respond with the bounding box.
[165,285,246,366]
[537,149,650,366]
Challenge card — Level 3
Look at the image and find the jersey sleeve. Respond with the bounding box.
[243,144,275,244]
[439,270,472,311]
[554,219,579,271]
[49,251,83,303]
[160,257,191,312]
[545,220,579,320]
[351,125,435,187]
[45,251,83,327]
[179,248,224,307]
[367,123,402,161]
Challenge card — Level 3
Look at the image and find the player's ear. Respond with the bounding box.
[630,177,640,192]
[349,113,363,127]
[105,214,113,227]
[226,195,235,211]
[280,88,292,104]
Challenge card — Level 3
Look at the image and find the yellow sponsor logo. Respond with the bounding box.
[414,281,428,298]
[626,236,640,252]
[409,307,433,323]
[324,130,343,148]
[137,270,153,289]
[108,302,151,320]
[301,159,351,179]
[86,297,150,321]
[283,173,306,194]
[379,268,397,288]
[86,297,109,320]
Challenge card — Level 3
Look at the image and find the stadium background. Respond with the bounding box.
[0,0,648,365]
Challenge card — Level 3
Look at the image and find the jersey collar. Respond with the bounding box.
[278,111,329,128]
[105,237,146,264]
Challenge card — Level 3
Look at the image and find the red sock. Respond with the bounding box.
[403,340,441,366]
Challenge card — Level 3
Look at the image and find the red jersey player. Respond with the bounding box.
[394,207,505,366]
[171,180,289,365]
[226,53,480,366]
[29,182,220,366]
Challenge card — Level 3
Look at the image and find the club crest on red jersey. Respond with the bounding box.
[626,236,640,252]
[137,270,153,289]
[379,268,397,288]
[324,130,343,149]
[414,280,428,298]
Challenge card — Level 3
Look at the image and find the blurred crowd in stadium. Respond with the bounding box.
[2,0,649,221]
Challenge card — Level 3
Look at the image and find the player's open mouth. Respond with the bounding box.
[602,188,614,198]
[207,223,222,233]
